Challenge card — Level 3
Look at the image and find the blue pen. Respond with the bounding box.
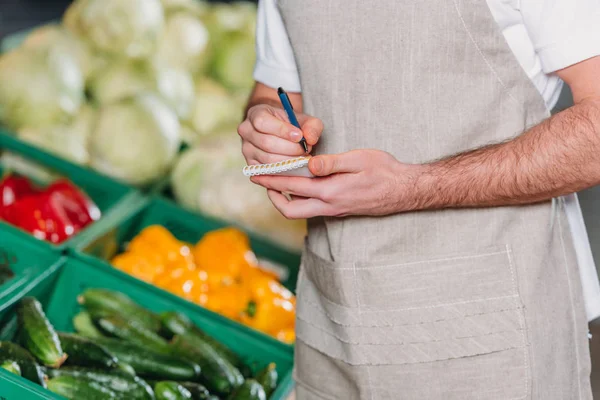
[278,87,309,153]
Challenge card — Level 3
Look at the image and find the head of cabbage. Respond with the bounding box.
[17,104,97,166]
[154,11,211,76]
[76,0,165,59]
[170,133,306,251]
[191,78,242,137]
[160,0,209,17]
[90,93,181,185]
[210,31,256,92]
[88,60,195,122]
[0,45,84,130]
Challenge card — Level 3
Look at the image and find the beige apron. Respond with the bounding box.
[277,0,592,399]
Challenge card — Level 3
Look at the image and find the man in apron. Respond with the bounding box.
[238,1,600,398]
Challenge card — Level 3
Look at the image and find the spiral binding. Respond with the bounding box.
[242,156,311,177]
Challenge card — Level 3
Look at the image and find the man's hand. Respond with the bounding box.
[238,103,324,165]
[250,149,425,219]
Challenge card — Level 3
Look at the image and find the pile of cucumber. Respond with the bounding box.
[0,289,280,400]
[0,262,14,286]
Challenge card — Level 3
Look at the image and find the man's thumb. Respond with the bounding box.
[309,154,350,176]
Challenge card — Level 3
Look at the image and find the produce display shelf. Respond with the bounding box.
[71,196,300,345]
[0,131,140,252]
[0,228,64,324]
[75,195,301,291]
[0,254,294,400]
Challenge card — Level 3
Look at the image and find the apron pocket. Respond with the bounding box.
[295,245,530,399]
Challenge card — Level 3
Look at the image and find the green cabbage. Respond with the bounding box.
[154,12,211,75]
[171,133,306,251]
[89,61,195,121]
[210,32,256,91]
[206,2,257,38]
[160,0,209,17]
[17,104,96,166]
[90,94,181,185]
[88,60,152,104]
[155,66,196,121]
[22,24,96,80]
[77,0,165,59]
[191,78,242,136]
[0,46,84,130]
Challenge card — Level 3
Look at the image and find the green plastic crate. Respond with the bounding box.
[0,255,294,400]
[0,230,64,324]
[77,196,301,291]
[0,131,139,251]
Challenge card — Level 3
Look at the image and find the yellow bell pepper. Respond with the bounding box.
[239,274,296,336]
[110,224,297,344]
[193,228,257,279]
[204,284,251,320]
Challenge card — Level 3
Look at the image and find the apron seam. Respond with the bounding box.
[330,250,509,270]
[351,261,372,399]
[506,245,532,399]
[305,271,520,312]
[298,313,525,346]
[302,295,523,327]
[361,294,519,312]
[450,0,522,110]
[557,198,583,400]
[294,376,339,400]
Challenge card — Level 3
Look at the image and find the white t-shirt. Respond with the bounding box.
[253,0,600,321]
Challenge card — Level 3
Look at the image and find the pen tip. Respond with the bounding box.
[277,87,284,95]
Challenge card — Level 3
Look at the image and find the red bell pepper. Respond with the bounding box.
[2,194,75,243]
[46,179,101,226]
[0,175,38,209]
[1,174,101,244]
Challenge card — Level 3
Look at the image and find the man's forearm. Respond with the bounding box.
[414,98,600,210]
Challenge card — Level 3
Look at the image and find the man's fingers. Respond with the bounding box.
[309,151,365,176]
[267,190,331,219]
[242,142,298,165]
[251,176,325,198]
[298,115,324,145]
[248,107,303,141]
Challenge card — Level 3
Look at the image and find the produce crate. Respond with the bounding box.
[0,254,294,400]
[0,131,139,251]
[76,196,301,291]
[0,229,64,324]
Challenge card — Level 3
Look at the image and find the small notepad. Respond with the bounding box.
[242,156,314,177]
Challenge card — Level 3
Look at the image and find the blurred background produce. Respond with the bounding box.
[0,174,100,244]
[1,291,280,399]
[111,225,296,344]
[0,0,306,251]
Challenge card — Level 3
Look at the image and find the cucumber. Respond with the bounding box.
[95,315,171,354]
[171,335,243,396]
[228,379,267,400]
[255,363,277,398]
[0,342,46,387]
[1,360,21,376]
[47,375,118,399]
[179,382,211,399]
[117,361,137,376]
[161,312,250,375]
[78,289,161,332]
[154,381,192,400]
[0,265,14,285]
[73,311,105,339]
[58,332,118,369]
[95,337,200,381]
[46,367,155,399]
[17,297,67,368]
